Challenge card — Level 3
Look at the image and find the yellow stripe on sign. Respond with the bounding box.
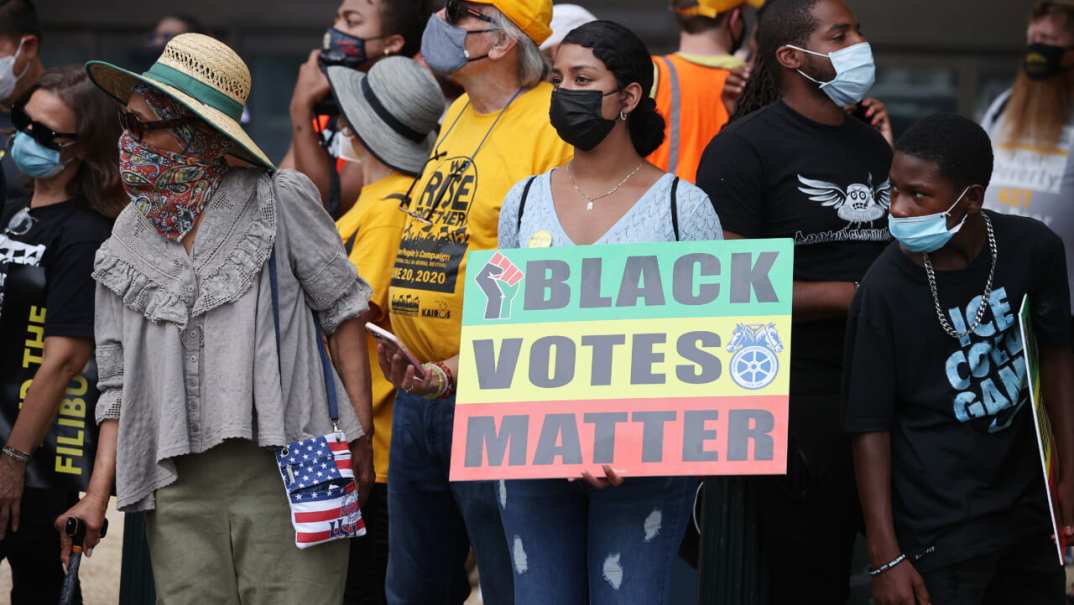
[457,315,791,404]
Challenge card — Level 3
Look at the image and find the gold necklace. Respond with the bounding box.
[568,161,644,211]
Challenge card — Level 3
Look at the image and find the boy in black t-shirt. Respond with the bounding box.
[846,113,1074,604]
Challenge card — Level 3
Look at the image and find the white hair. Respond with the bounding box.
[488,8,548,88]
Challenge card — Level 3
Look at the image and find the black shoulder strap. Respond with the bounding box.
[517,176,537,231]
[670,177,681,242]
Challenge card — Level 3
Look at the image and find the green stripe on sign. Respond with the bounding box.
[461,239,795,326]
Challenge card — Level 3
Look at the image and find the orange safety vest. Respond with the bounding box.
[648,53,743,183]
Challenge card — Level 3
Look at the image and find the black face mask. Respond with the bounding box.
[320,27,383,69]
[549,88,619,151]
[1023,42,1074,81]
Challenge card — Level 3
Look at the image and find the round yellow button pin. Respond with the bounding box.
[528,230,553,248]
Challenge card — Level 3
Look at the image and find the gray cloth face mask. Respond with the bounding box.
[420,14,493,75]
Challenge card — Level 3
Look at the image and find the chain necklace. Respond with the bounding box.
[568,161,644,211]
[923,213,998,340]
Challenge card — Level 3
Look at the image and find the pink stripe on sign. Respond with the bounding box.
[449,396,788,481]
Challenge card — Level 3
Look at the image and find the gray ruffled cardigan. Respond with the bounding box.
[93,168,372,512]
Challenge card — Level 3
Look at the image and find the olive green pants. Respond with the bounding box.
[145,439,348,604]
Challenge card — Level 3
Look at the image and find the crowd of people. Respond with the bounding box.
[0,0,1070,604]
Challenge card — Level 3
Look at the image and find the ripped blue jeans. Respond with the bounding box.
[498,476,696,605]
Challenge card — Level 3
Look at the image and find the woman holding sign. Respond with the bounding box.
[495,20,723,605]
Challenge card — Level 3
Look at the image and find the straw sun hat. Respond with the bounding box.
[325,57,443,176]
[85,33,272,170]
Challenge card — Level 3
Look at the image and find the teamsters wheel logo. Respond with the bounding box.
[727,323,784,390]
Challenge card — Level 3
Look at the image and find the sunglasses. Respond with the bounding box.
[446,0,497,26]
[117,110,196,142]
[4,206,36,236]
[11,105,78,152]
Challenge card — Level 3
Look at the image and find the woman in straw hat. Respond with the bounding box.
[55,33,376,603]
[326,56,446,603]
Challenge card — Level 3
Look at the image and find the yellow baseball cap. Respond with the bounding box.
[469,0,554,45]
[672,0,765,19]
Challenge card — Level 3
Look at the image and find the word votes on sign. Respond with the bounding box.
[449,239,795,481]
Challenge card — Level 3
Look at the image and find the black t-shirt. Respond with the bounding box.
[0,197,110,491]
[0,198,111,338]
[844,211,1071,571]
[697,102,892,401]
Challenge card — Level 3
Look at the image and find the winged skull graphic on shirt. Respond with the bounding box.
[798,173,892,224]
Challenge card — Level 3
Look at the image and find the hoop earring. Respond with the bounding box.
[619,111,628,121]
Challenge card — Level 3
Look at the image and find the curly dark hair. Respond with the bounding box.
[896,113,994,190]
[730,0,820,122]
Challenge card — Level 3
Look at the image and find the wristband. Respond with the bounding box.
[2,446,31,464]
[868,553,907,576]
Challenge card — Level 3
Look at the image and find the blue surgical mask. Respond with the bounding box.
[888,187,971,253]
[11,131,68,179]
[785,42,876,107]
[420,14,492,75]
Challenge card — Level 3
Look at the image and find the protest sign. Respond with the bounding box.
[449,239,794,481]
[1018,295,1065,565]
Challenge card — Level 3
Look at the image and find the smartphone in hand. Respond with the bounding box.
[365,322,427,380]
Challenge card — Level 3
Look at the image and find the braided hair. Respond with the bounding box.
[730,0,820,122]
[561,20,667,156]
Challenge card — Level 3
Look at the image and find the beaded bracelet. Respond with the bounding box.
[868,553,907,576]
[421,363,450,400]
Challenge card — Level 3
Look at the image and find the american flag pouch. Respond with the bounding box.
[269,250,366,549]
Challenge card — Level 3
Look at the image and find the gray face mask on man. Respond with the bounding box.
[419,14,496,75]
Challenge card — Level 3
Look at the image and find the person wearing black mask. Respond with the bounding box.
[497,19,722,605]
[982,1,1074,335]
[281,0,433,218]
[695,0,891,601]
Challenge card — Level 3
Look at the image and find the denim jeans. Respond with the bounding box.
[498,476,696,605]
[386,391,514,605]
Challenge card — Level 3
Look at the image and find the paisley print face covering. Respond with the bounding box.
[119,85,231,242]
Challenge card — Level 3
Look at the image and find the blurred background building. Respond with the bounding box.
[40,0,1034,164]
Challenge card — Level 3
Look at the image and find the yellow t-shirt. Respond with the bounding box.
[337,171,411,484]
[389,82,573,363]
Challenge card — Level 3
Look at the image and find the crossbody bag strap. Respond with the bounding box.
[268,247,340,423]
[670,176,681,242]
